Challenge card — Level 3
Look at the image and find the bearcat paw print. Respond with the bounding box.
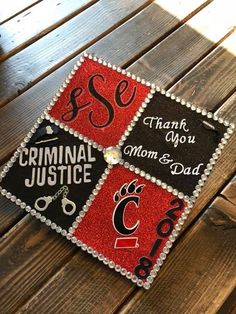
[113,180,145,202]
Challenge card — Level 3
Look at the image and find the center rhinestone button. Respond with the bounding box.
[103,147,122,165]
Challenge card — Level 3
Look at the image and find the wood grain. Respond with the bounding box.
[215,92,236,126]
[0,216,77,314]
[129,0,235,86]
[0,164,24,237]
[0,0,210,107]
[17,251,134,314]
[169,32,236,111]
[1,20,235,314]
[218,288,236,314]
[0,0,97,61]
[221,174,236,208]
[118,193,236,314]
[0,1,236,313]
[0,196,24,237]
[0,0,40,24]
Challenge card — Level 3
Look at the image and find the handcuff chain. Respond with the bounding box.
[52,186,69,200]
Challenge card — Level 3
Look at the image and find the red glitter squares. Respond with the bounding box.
[73,166,186,287]
[49,57,150,147]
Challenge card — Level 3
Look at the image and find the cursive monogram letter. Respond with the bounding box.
[62,88,91,122]
[88,74,114,128]
[115,80,137,107]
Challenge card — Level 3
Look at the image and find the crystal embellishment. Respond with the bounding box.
[103,147,122,165]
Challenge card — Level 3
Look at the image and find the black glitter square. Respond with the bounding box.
[0,120,107,230]
[121,92,227,197]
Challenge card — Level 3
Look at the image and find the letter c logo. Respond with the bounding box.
[112,196,140,235]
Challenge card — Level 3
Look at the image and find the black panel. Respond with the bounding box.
[1,120,107,230]
[121,93,226,196]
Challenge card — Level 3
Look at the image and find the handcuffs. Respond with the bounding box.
[34,186,76,216]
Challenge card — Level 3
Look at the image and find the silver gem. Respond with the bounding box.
[51,223,56,229]
[98,254,104,261]
[20,202,26,209]
[143,282,150,290]
[67,233,72,240]
[11,195,16,202]
[61,229,67,236]
[103,147,122,165]
[56,226,62,233]
[40,216,46,222]
[131,275,138,283]
[87,247,93,254]
[115,265,121,271]
[6,192,11,198]
[16,198,21,205]
[25,205,31,212]
[137,279,143,287]
[163,246,169,254]
[45,219,51,225]
[92,251,98,257]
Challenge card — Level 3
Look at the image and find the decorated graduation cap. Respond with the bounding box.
[0,53,234,289]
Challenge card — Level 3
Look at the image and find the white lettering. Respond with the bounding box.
[48,165,57,186]
[166,131,196,148]
[170,162,204,175]
[19,148,28,166]
[84,164,92,183]
[143,116,190,132]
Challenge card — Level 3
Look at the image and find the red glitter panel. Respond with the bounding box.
[73,166,186,280]
[49,58,150,147]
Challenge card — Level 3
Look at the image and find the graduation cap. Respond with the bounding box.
[0,53,234,289]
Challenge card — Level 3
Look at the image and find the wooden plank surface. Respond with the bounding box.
[0,0,211,107]
[0,1,236,313]
[215,92,236,123]
[0,0,41,24]
[6,41,236,313]
[1,19,236,314]
[17,249,134,314]
[117,189,236,314]
[129,0,235,86]
[222,175,236,206]
[0,216,78,314]
[0,0,97,62]
[218,288,236,314]
[170,32,236,110]
[10,172,236,314]
[0,196,24,237]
